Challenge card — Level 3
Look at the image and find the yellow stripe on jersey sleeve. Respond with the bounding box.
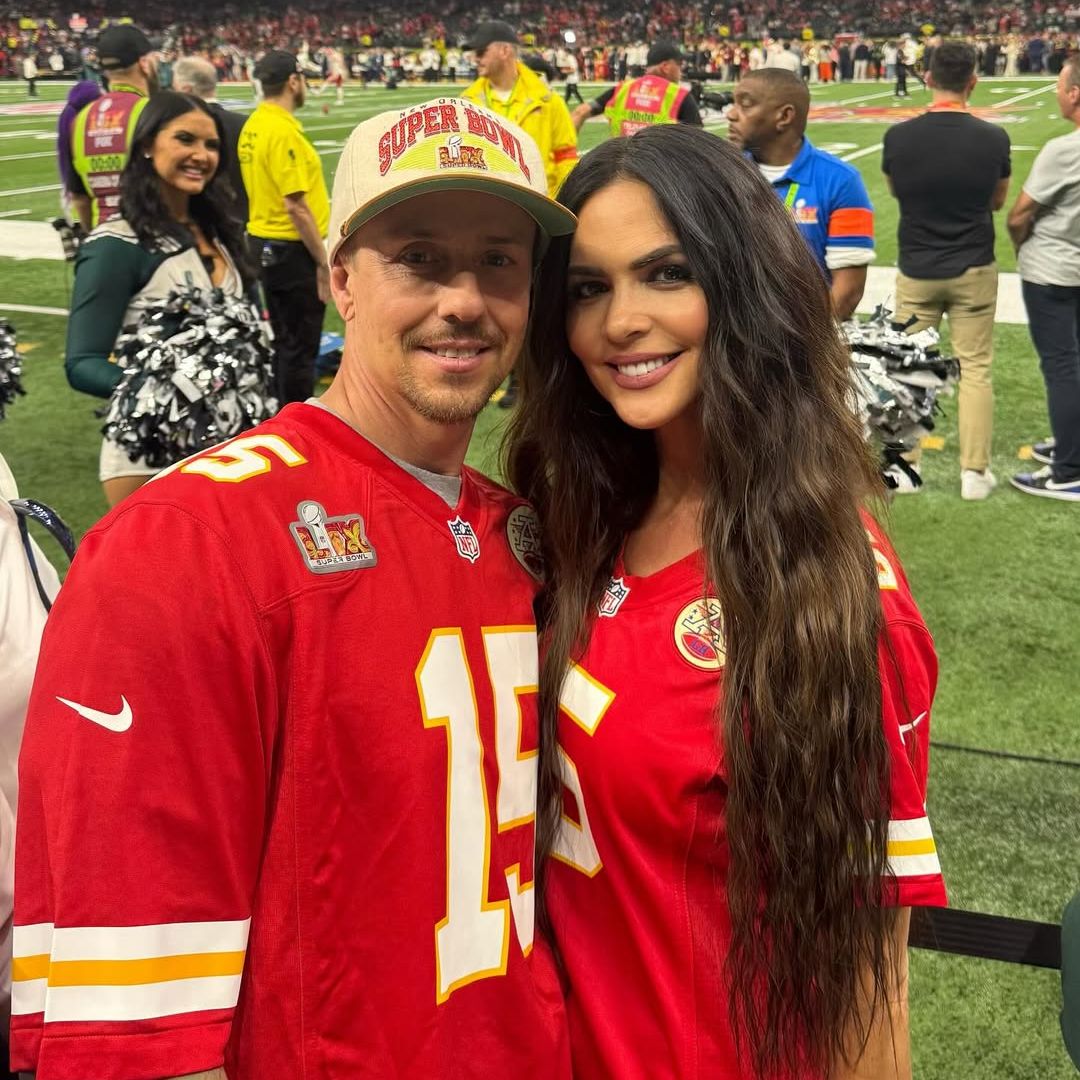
[47,950,246,987]
[11,923,54,1016]
[886,817,942,878]
[10,918,250,1022]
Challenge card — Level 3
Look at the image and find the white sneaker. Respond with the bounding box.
[961,469,997,501]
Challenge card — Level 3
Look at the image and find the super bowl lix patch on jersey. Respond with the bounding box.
[290,500,377,574]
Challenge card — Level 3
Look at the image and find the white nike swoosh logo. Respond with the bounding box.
[898,710,928,743]
[56,695,133,732]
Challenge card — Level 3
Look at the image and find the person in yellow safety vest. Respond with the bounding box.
[68,25,158,230]
[463,20,579,198]
[571,41,703,136]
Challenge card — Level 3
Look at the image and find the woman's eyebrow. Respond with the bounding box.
[630,244,683,270]
[569,243,684,277]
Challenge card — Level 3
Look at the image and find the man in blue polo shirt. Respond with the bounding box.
[728,68,874,319]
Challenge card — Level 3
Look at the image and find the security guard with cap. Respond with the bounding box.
[571,41,702,135]
[239,49,330,406]
[464,20,579,407]
[463,21,579,198]
[68,24,157,230]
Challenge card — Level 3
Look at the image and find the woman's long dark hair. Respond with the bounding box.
[120,90,256,287]
[506,124,896,1079]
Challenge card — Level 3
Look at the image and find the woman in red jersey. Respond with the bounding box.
[506,124,946,1080]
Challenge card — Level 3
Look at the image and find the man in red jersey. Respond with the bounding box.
[547,520,946,1079]
[12,99,575,1080]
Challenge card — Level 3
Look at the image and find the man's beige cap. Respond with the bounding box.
[328,97,577,264]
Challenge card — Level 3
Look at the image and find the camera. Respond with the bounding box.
[51,218,85,262]
[690,81,735,112]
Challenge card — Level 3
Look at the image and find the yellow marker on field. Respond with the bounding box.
[16,342,36,354]
[920,436,945,451]
[1018,445,1034,460]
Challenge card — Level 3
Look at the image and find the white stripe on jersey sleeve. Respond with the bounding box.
[886,816,942,879]
[11,918,251,1021]
[49,918,250,960]
[44,973,244,1023]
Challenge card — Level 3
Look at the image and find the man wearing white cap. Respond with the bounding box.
[12,99,575,1080]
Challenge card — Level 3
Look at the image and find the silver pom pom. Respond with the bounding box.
[0,317,25,420]
[102,288,277,468]
[843,306,960,490]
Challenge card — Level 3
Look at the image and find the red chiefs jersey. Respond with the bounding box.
[13,403,568,1079]
[546,517,946,1079]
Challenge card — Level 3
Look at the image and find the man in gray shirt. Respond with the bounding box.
[1007,55,1080,501]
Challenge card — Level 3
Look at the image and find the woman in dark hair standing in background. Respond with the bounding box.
[64,90,256,507]
[507,124,946,1079]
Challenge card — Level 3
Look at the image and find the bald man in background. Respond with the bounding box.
[727,68,875,319]
[173,56,249,225]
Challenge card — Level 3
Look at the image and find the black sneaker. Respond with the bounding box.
[1009,465,1080,502]
[1031,438,1056,465]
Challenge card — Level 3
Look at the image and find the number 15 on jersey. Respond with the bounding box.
[416,627,539,1003]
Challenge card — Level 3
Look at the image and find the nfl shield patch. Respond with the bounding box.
[447,515,481,563]
[597,576,630,618]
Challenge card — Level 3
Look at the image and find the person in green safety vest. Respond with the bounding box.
[68,24,158,231]
[571,41,702,136]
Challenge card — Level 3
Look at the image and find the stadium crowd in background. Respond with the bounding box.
[3,0,1080,87]
[3,1,1080,1076]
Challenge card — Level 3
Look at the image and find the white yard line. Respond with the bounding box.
[841,143,884,162]
[0,303,69,316]
[993,84,1055,108]
[0,209,31,219]
[0,183,60,198]
[0,150,54,162]
[823,88,898,106]
[0,129,51,139]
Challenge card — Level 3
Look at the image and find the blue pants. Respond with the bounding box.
[1022,280,1080,482]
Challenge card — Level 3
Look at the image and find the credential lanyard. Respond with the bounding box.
[783,181,799,209]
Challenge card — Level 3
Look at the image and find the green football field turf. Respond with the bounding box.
[0,77,1076,1078]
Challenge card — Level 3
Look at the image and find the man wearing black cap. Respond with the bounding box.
[239,50,330,406]
[571,41,702,135]
[67,24,157,230]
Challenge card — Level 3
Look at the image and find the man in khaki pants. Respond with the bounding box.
[882,40,1011,499]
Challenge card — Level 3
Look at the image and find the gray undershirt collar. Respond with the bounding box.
[305,397,463,508]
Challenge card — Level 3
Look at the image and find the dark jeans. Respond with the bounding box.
[895,63,908,94]
[1021,279,1080,481]
[249,236,326,406]
[564,82,584,103]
